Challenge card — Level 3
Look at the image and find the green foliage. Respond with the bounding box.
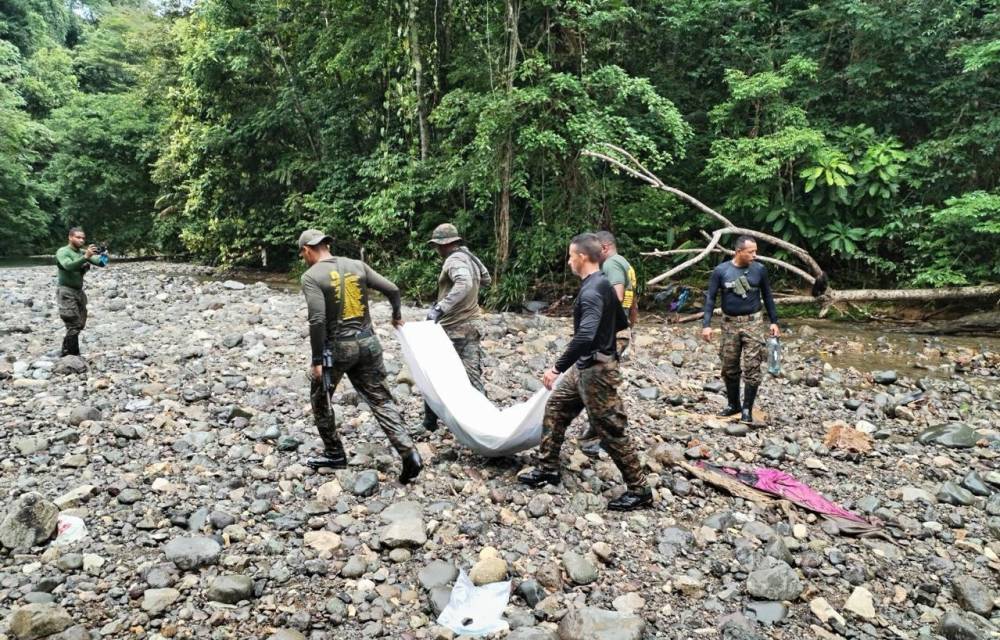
[909,191,1000,286]
[0,40,50,253]
[42,91,163,249]
[18,45,77,116]
[2,0,998,299]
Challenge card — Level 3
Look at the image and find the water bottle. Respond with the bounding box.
[767,336,782,375]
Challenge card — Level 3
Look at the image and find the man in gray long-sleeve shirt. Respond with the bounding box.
[297,229,422,484]
[422,223,492,431]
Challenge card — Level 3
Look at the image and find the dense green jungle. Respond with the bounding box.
[2,0,998,306]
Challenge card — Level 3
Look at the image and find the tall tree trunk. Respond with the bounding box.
[408,0,430,161]
[433,0,450,105]
[495,0,520,277]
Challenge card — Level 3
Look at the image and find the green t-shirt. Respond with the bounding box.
[55,245,101,289]
[601,253,636,310]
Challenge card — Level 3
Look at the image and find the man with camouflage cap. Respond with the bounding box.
[297,229,422,484]
[423,222,493,431]
[519,233,651,511]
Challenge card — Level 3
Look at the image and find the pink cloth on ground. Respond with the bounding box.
[705,463,871,525]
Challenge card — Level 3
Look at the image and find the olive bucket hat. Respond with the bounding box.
[428,223,461,245]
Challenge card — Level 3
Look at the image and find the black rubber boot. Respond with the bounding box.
[607,487,653,511]
[518,468,561,487]
[60,336,72,357]
[719,379,741,417]
[422,403,439,432]
[740,384,759,424]
[65,334,80,357]
[307,439,348,470]
[399,450,423,485]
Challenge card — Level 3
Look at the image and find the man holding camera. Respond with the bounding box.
[297,229,422,485]
[422,223,492,431]
[55,227,106,357]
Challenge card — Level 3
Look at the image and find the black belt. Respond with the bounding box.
[722,312,762,323]
[334,328,374,341]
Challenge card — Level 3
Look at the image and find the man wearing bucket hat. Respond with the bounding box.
[297,229,422,484]
[423,223,493,431]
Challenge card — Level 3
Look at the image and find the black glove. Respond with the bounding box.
[426,305,444,323]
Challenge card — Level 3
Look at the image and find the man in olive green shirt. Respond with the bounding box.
[298,229,422,485]
[55,227,105,357]
[423,223,492,431]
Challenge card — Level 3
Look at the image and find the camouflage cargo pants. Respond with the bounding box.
[57,286,87,337]
[720,319,765,386]
[310,335,414,457]
[424,323,486,422]
[539,362,646,490]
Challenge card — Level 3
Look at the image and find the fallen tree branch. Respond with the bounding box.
[645,237,817,285]
[647,229,727,286]
[775,285,1000,305]
[586,142,1000,311]
[585,143,825,279]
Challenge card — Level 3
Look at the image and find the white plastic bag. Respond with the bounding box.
[52,514,88,546]
[436,570,511,636]
[397,322,549,457]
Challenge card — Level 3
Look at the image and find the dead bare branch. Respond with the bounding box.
[647,229,728,286]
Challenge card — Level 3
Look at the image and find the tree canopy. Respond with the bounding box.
[2,0,998,300]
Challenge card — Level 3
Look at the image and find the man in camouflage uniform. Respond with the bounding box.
[519,233,651,511]
[579,230,638,457]
[55,226,106,357]
[702,236,780,424]
[298,229,422,484]
[423,223,492,431]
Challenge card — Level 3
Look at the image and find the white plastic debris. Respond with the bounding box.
[51,514,88,547]
[398,322,549,457]
[436,570,511,636]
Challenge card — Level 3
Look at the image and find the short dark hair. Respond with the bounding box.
[68,226,84,236]
[734,235,756,251]
[595,230,616,247]
[570,233,602,262]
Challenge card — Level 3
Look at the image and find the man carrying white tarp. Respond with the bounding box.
[422,223,493,432]
[518,233,651,511]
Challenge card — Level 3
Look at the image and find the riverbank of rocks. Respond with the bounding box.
[1,262,998,640]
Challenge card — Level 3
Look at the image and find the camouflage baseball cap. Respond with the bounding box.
[297,229,333,249]
[428,223,461,245]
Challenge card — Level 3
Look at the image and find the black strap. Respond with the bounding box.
[457,247,490,284]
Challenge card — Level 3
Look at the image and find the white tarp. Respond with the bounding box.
[436,570,511,636]
[396,321,549,457]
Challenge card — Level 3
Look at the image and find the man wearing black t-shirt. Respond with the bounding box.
[519,233,651,511]
[702,236,780,424]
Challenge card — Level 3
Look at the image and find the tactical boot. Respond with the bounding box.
[607,487,653,511]
[399,450,423,485]
[518,468,561,487]
[578,425,602,458]
[307,453,348,470]
[422,408,439,432]
[307,440,348,470]
[718,379,741,417]
[740,384,759,424]
[60,336,72,357]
